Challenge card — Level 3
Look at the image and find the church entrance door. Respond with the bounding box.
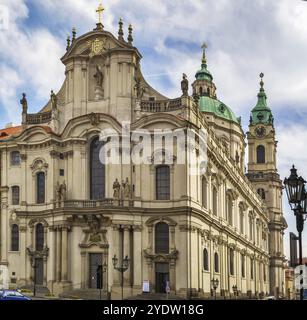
[89,253,103,289]
[35,258,44,285]
[155,263,169,293]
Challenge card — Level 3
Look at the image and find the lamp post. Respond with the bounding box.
[112,255,130,300]
[97,261,108,300]
[211,278,219,300]
[232,285,238,300]
[284,165,307,301]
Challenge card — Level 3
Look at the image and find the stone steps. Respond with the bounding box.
[59,289,107,300]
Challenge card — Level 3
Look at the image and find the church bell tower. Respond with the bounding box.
[246,73,287,297]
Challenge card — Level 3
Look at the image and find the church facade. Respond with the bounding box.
[0,13,287,299]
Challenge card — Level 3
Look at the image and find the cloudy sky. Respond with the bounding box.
[1,0,307,258]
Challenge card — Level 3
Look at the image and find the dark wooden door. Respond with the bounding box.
[35,258,44,285]
[89,253,103,289]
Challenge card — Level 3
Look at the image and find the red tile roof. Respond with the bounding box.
[0,125,53,140]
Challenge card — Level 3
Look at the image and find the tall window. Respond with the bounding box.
[227,195,233,225]
[36,172,45,204]
[249,216,253,241]
[250,259,254,280]
[35,223,44,251]
[256,145,265,164]
[229,248,234,276]
[12,186,20,205]
[11,151,21,166]
[156,166,170,200]
[212,187,218,216]
[11,224,19,251]
[214,252,219,273]
[90,137,105,200]
[257,188,266,200]
[202,177,207,208]
[240,209,244,234]
[203,248,209,271]
[155,222,169,254]
[241,254,245,278]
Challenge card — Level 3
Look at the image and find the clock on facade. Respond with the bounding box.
[255,126,266,138]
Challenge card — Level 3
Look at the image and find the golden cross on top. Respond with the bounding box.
[96,3,105,24]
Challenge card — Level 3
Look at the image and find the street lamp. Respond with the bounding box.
[211,278,219,300]
[284,165,307,301]
[112,255,130,300]
[232,285,238,300]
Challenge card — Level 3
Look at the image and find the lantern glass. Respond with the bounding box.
[284,166,305,208]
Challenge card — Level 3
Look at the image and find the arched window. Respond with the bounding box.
[11,224,19,251]
[241,254,245,278]
[35,223,44,251]
[214,252,219,273]
[156,166,170,200]
[256,145,265,164]
[257,188,266,200]
[229,248,234,276]
[227,195,233,225]
[11,151,21,166]
[155,222,169,254]
[12,186,20,205]
[212,187,218,216]
[36,172,45,204]
[250,259,254,280]
[203,248,209,271]
[199,86,203,96]
[90,137,105,200]
[202,177,207,208]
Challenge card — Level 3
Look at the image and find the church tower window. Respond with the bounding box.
[256,145,265,164]
[11,224,19,251]
[35,223,44,251]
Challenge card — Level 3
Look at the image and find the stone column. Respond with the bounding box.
[81,252,86,289]
[112,225,120,285]
[123,226,131,285]
[61,226,68,281]
[133,226,142,288]
[56,227,62,282]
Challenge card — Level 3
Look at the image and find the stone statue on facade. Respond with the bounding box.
[181,73,189,96]
[113,178,120,199]
[88,216,101,243]
[50,90,57,110]
[134,77,146,99]
[61,180,67,201]
[124,177,131,199]
[94,65,103,87]
[55,182,61,202]
[20,93,28,114]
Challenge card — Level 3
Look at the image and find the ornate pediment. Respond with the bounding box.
[79,215,110,249]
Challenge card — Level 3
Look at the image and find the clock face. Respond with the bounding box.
[255,126,266,137]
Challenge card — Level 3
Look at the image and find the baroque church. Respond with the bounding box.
[0,7,287,299]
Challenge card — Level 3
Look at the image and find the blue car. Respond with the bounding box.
[0,290,31,300]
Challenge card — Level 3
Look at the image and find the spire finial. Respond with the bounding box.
[72,27,76,42]
[201,42,207,67]
[118,18,124,41]
[96,3,105,24]
[66,35,71,51]
[128,24,133,45]
[259,72,264,90]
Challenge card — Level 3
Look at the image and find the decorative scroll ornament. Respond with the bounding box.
[87,38,106,57]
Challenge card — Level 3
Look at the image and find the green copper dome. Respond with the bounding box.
[250,73,274,125]
[199,96,239,124]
